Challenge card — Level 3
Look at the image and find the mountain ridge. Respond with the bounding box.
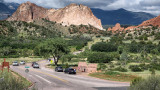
[91,8,156,25]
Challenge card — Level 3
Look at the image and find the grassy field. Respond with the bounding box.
[0,57,43,64]
[89,72,138,82]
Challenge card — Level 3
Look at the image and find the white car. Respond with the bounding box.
[20,61,25,65]
[33,63,39,68]
[12,61,19,66]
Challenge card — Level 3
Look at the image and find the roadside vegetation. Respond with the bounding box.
[0,69,33,90]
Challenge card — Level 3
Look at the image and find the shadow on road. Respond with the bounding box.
[93,86,129,90]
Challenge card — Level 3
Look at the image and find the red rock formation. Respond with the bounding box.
[108,23,124,32]
[125,26,137,30]
[7,1,48,22]
[138,15,160,27]
[7,2,103,30]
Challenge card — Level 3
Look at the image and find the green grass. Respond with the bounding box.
[0,69,32,90]
[89,71,138,82]
[0,57,43,64]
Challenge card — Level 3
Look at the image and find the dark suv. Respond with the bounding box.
[64,68,76,74]
[55,66,63,72]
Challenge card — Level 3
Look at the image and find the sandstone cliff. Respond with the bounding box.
[138,15,160,27]
[7,1,103,30]
[108,23,124,32]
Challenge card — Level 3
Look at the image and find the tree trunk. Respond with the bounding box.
[55,61,58,66]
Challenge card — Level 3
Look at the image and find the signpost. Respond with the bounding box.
[50,60,54,64]
[25,66,30,73]
[1,58,10,72]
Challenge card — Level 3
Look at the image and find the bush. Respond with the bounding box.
[131,77,143,86]
[104,71,120,75]
[130,76,160,90]
[91,42,117,52]
[87,52,114,63]
[129,65,143,72]
[139,63,149,70]
[97,63,107,71]
[114,66,128,72]
[150,63,160,70]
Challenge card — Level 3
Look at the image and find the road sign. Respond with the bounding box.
[25,66,30,68]
[50,60,54,64]
[1,58,9,72]
[25,69,29,73]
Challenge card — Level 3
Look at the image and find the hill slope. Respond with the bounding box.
[91,8,155,25]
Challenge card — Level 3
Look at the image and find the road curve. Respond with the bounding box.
[10,60,130,90]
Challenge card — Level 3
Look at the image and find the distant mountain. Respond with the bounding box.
[138,15,160,27]
[4,2,19,13]
[0,2,19,20]
[91,8,156,25]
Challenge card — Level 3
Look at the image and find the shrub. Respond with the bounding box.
[114,66,128,72]
[149,68,156,75]
[150,63,160,70]
[130,76,160,90]
[104,71,120,75]
[129,65,143,72]
[131,77,143,86]
[139,63,149,70]
[97,63,107,71]
[87,52,114,63]
[91,42,117,52]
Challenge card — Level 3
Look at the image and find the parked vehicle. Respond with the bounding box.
[55,66,63,72]
[48,59,51,62]
[12,61,19,66]
[20,61,25,65]
[64,68,76,74]
[32,62,37,66]
[33,63,39,68]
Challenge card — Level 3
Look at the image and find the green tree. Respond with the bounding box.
[91,42,117,52]
[38,38,69,65]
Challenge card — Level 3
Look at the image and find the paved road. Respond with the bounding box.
[10,60,130,90]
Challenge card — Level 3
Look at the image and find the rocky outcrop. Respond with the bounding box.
[138,15,160,27]
[125,26,137,30]
[7,1,48,22]
[108,23,124,32]
[7,2,103,30]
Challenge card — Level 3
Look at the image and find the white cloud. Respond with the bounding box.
[4,0,160,16]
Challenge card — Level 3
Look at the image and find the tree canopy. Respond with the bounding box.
[37,38,69,65]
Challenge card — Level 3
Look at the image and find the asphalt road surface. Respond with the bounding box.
[10,60,130,90]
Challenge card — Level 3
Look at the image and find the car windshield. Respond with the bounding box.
[13,61,18,63]
[58,67,62,68]
[69,68,74,70]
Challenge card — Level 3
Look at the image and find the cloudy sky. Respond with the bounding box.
[3,0,160,16]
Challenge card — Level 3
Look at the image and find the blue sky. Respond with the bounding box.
[4,0,160,16]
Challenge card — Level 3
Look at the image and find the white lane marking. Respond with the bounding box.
[41,67,53,72]
[35,74,52,84]
[29,75,32,77]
